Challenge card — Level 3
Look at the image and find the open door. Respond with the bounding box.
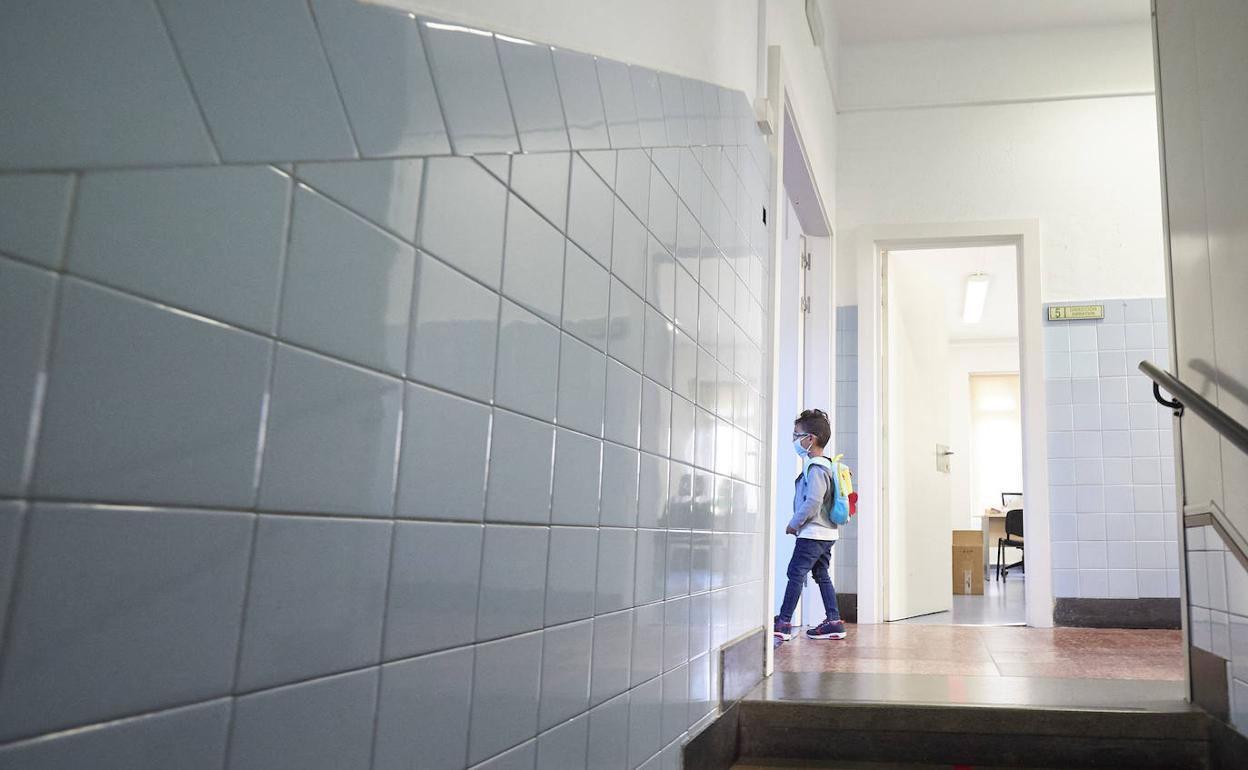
[884,251,954,620]
[772,197,806,618]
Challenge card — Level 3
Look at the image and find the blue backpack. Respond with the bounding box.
[806,455,856,526]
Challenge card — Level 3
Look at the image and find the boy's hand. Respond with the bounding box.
[785,525,797,536]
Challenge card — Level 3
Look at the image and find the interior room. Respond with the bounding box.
[885,245,1025,627]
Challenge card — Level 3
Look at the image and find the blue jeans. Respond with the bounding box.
[778,538,840,623]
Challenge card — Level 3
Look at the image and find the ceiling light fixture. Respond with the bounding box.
[963,273,990,324]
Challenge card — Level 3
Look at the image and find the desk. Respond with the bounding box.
[981,509,1006,574]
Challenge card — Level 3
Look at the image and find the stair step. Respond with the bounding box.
[736,701,1212,769]
[735,761,1094,770]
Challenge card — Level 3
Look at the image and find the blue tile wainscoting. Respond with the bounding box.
[1044,298,1182,617]
[832,307,859,610]
[0,3,773,769]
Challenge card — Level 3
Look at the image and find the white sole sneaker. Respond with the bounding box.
[806,631,848,640]
[773,630,793,641]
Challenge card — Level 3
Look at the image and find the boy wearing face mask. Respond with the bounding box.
[774,408,847,642]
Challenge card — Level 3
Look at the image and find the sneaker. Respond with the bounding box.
[806,618,847,640]
[773,615,794,641]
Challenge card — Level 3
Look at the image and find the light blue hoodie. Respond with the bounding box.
[788,456,838,541]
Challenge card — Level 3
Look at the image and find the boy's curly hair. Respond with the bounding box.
[794,408,831,449]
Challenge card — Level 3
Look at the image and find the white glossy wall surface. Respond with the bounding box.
[1155,0,1248,737]
[839,23,1154,111]
[0,3,773,768]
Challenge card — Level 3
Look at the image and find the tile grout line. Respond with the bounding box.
[303,0,363,161]
[490,32,525,155]
[218,176,299,770]
[149,0,224,165]
[0,171,80,691]
[462,163,517,768]
[15,171,78,496]
[415,15,459,157]
[0,496,765,538]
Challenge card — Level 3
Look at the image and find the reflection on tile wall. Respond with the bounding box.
[833,306,859,594]
[1187,526,1248,734]
[0,3,773,768]
[1044,298,1180,600]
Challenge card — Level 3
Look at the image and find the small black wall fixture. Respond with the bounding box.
[1153,382,1184,417]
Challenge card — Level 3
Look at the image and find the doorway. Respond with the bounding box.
[881,245,1025,625]
[850,221,1053,629]
[770,102,833,633]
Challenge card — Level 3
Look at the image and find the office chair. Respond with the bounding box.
[996,508,1024,580]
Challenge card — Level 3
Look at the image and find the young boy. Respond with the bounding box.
[774,408,847,641]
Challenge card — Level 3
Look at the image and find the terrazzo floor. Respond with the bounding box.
[774,623,1185,681]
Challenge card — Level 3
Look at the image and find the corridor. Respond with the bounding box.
[1,1,1247,769]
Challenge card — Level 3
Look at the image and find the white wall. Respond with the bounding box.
[1156,0,1248,734]
[370,0,760,95]
[837,93,1165,302]
[767,1,840,216]
[839,21,1163,629]
[835,19,1165,305]
[948,340,1021,531]
[839,23,1154,111]
[389,1,843,210]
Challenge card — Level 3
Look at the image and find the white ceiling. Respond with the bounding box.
[834,0,1150,44]
[889,245,1019,341]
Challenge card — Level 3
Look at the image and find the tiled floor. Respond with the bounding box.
[774,623,1185,681]
[892,574,1026,626]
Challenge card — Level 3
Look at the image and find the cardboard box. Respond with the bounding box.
[952,530,983,595]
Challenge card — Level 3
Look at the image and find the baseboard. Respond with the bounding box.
[1208,711,1248,770]
[682,702,740,770]
[720,628,766,704]
[1053,597,1182,628]
[837,592,858,623]
[1190,645,1230,723]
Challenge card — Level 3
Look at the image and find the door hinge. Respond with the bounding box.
[800,296,811,314]
[801,252,812,270]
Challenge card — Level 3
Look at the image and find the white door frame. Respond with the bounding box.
[762,46,836,675]
[854,220,1054,628]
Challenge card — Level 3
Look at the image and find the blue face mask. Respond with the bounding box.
[793,436,810,457]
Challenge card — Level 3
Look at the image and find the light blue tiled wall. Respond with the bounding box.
[833,306,859,593]
[0,3,772,769]
[1187,526,1248,734]
[1044,298,1180,600]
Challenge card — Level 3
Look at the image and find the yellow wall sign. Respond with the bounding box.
[1047,304,1105,321]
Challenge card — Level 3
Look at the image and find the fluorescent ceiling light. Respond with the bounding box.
[963,273,990,324]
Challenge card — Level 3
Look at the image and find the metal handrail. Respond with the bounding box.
[1139,361,1248,569]
[1185,504,1248,575]
[1139,361,1248,457]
